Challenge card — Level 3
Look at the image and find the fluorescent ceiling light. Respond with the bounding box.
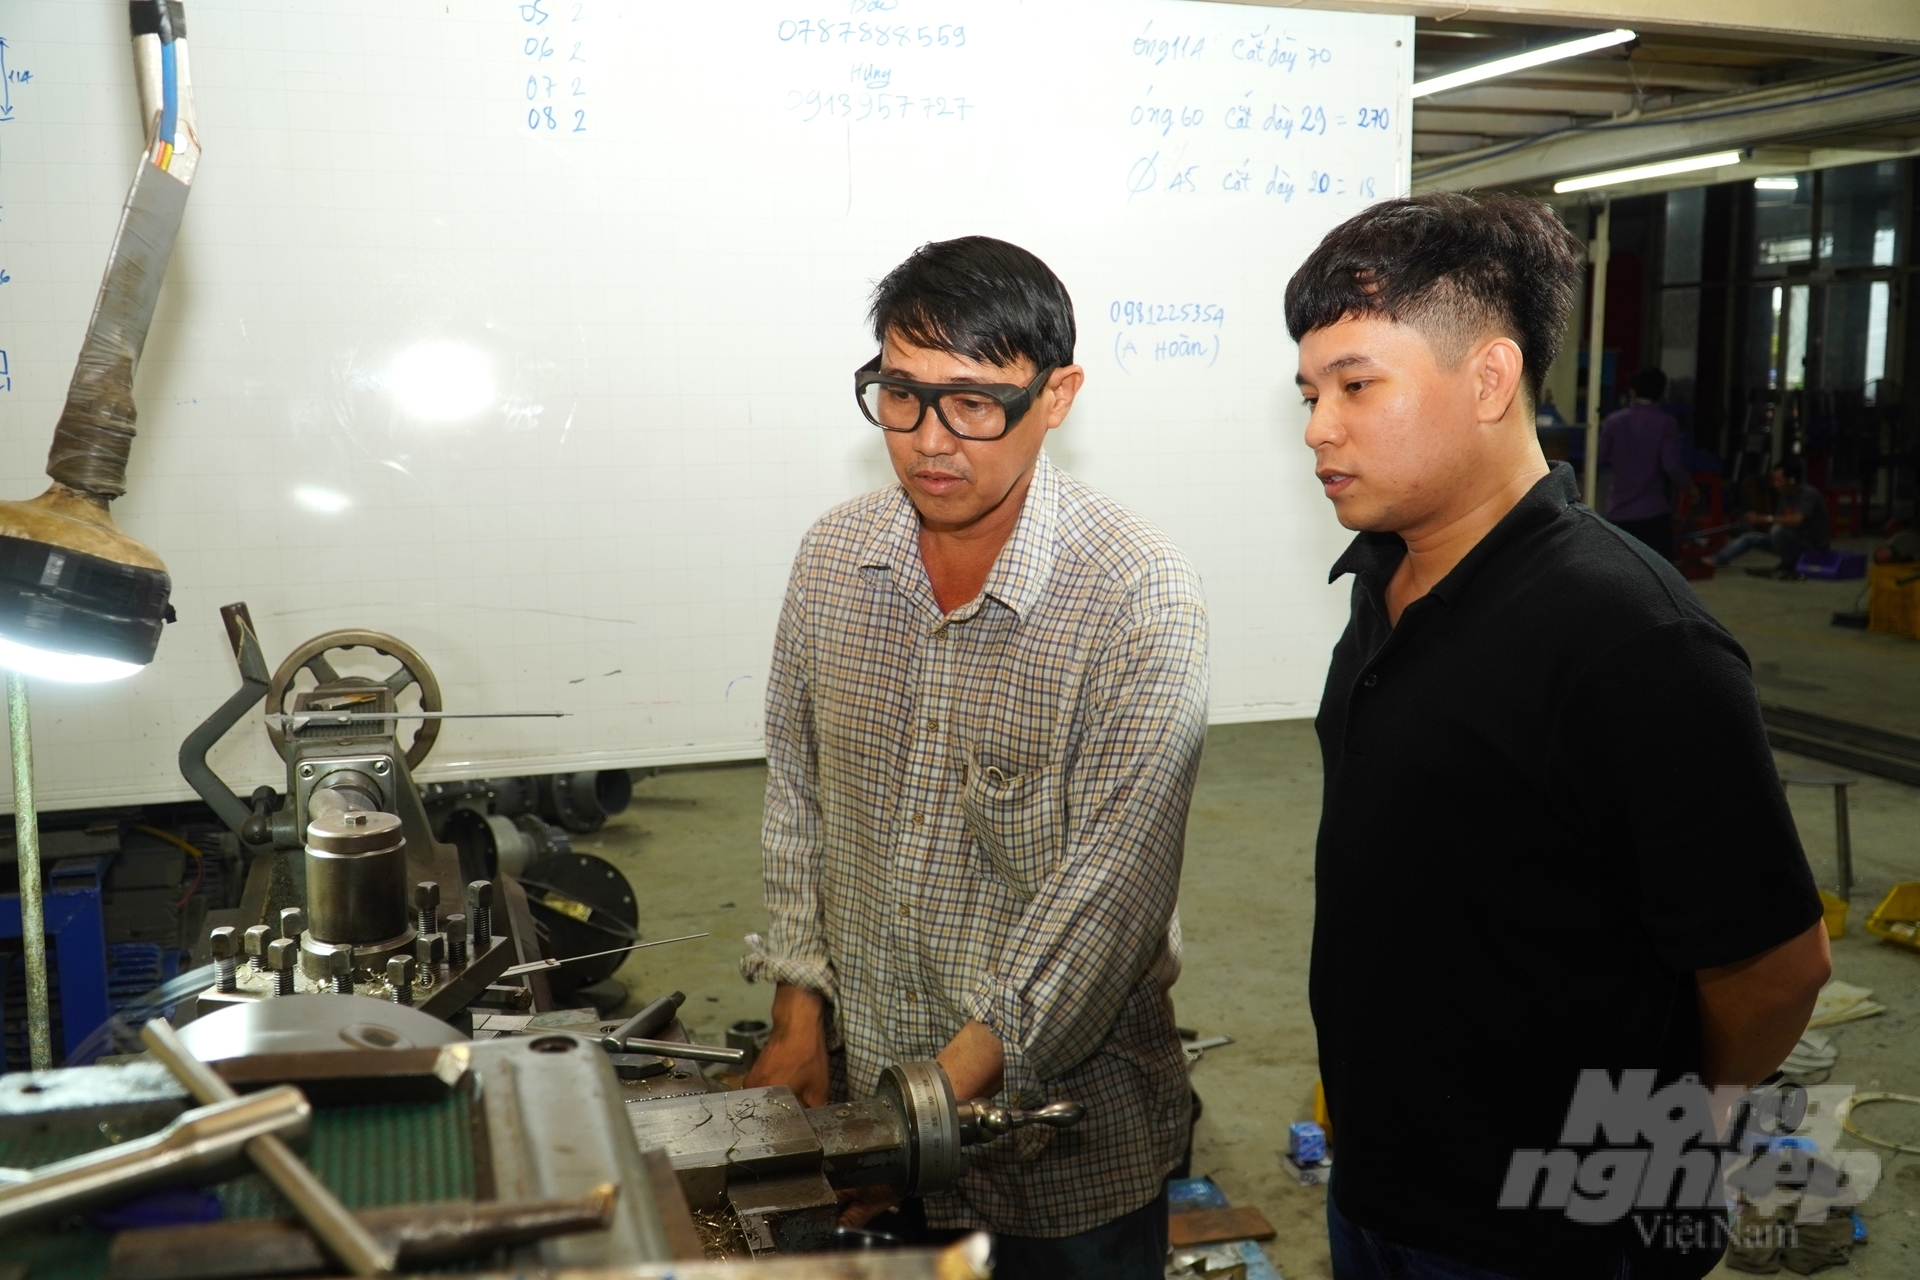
[1411,28,1636,99]
[1754,176,1800,191]
[0,634,142,683]
[1553,150,1743,194]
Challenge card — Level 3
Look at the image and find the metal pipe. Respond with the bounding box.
[8,672,51,1072]
[1833,782,1854,900]
[139,1019,395,1276]
[1583,197,1611,511]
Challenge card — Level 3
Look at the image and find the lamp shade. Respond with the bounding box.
[0,487,171,678]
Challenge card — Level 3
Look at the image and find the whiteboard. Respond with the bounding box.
[0,0,1411,810]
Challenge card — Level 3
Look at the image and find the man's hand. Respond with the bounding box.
[838,1182,901,1229]
[937,1020,1006,1104]
[1746,510,1773,526]
[744,983,831,1107]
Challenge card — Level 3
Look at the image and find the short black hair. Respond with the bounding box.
[1775,456,1803,482]
[1630,367,1668,401]
[869,236,1076,374]
[1284,193,1583,407]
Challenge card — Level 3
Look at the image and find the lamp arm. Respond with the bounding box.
[46,0,199,501]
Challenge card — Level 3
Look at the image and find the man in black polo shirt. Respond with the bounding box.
[1288,194,1831,1280]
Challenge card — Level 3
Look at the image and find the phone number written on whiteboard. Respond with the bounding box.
[777,19,967,47]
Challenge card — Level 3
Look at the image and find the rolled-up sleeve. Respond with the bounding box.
[740,541,838,999]
[966,596,1209,1086]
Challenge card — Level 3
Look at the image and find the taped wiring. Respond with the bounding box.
[45,1,198,500]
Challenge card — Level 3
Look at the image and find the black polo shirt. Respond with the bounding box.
[1311,465,1822,1280]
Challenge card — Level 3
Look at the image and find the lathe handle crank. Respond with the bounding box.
[955,1097,1086,1143]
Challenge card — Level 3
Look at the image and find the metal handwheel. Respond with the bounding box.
[265,629,444,771]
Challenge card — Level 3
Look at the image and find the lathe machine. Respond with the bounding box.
[0,606,1084,1275]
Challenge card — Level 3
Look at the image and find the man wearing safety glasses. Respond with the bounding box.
[741,236,1208,1278]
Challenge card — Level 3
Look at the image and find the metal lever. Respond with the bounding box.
[955,1098,1086,1145]
[0,1087,309,1233]
[599,991,685,1052]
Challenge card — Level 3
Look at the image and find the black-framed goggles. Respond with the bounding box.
[854,355,1054,442]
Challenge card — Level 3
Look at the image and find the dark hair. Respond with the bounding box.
[1630,367,1668,401]
[1284,193,1583,406]
[1775,456,1803,482]
[869,236,1076,374]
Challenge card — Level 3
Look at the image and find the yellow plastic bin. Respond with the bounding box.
[1819,890,1849,940]
[1864,882,1920,950]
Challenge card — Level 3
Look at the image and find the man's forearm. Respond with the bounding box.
[1696,920,1831,1091]
[938,1020,1006,1102]
[744,982,832,1105]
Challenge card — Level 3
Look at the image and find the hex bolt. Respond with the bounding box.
[415,931,446,981]
[244,924,272,974]
[279,906,306,942]
[445,914,468,968]
[209,926,239,993]
[387,955,416,1006]
[413,881,440,939]
[467,881,494,954]
[267,938,298,997]
[328,947,355,995]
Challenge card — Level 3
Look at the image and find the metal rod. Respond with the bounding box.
[0,1086,309,1232]
[265,711,566,730]
[1583,196,1611,511]
[139,1019,395,1276]
[601,991,686,1051]
[7,671,51,1072]
[499,931,709,978]
[1833,782,1853,900]
[613,1036,745,1066]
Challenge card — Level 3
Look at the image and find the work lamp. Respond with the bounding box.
[5,0,198,1072]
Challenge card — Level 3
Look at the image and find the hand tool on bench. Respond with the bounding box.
[108,1184,619,1280]
[0,1087,308,1234]
[139,1018,396,1276]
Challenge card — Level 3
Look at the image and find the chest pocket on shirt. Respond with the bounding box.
[957,745,1063,901]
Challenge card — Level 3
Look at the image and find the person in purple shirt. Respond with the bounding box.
[1597,367,1693,559]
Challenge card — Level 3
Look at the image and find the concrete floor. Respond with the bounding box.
[574,549,1920,1278]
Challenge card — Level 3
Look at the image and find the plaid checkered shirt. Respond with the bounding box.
[742,452,1209,1236]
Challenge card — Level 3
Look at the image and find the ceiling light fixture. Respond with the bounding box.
[1411,28,1637,99]
[1754,176,1801,191]
[1552,150,1744,194]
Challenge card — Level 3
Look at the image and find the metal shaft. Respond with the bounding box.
[7,671,51,1072]
[612,1036,745,1065]
[1583,197,1611,510]
[140,1019,395,1276]
[601,991,684,1051]
[0,1086,309,1232]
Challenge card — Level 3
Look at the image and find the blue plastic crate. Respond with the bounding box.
[1797,550,1866,580]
